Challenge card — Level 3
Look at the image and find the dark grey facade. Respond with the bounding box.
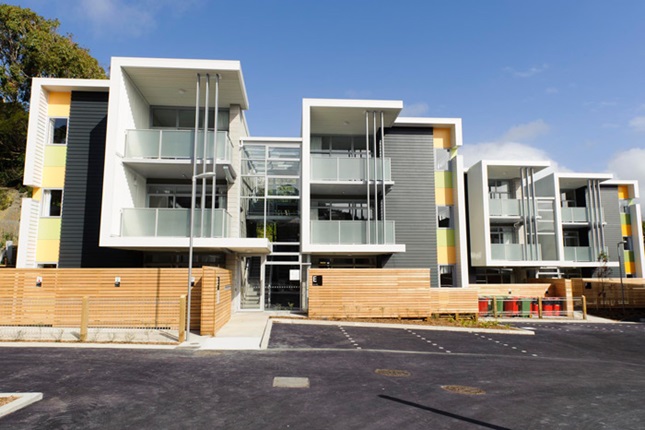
[59,91,142,268]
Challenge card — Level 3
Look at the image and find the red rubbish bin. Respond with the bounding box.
[531,300,538,315]
[504,297,519,316]
[544,299,554,316]
[553,299,561,316]
[478,298,489,314]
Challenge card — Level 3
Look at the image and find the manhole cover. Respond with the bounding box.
[375,369,411,377]
[441,385,486,395]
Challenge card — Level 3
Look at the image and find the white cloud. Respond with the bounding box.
[501,119,550,142]
[461,141,567,172]
[503,64,549,78]
[401,102,429,117]
[73,0,196,38]
[628,116,645,132]
[607,148,645,195]
[546,87,559,94]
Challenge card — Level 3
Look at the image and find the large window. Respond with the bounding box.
[42,189,63,217]
[489,180,512,199]
[241,144,301,243]
[437,206,453,228]
[151,107,229,131]
[312,201,370,221]
[435,148,451,171]
[490,226,514,244]
[49,118,68,145]
[147,184,227,209]
[439,265,455,288]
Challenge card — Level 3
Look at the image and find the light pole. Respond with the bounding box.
[187,171,217,341]
[617,241,627,315]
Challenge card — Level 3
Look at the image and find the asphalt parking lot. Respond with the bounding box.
[1,322,644,429]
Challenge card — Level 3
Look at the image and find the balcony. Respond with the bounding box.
[311,220,396,245]
[490,243,524,261]
[488,199,521,217]
[124,129,233,161]
[311,156,391,182]
[563,246,593,262]
[561,207,589,223]
[121,208,230,238]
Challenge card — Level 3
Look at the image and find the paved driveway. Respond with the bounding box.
[1,322,644,429]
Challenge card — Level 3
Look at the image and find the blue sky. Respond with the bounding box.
[14,0,645,192]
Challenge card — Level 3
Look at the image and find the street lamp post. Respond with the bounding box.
[617,241,627,316]
[187,171,217,341]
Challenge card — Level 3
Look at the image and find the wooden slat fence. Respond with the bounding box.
[308,268,479,318]
[0,267,233,335]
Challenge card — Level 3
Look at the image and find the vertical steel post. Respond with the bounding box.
[530,168,539,259]
[365,111,370,243]
[380,111,386,241]
[211,74,220,237]
[201,74,210,237]
[373,111,378,244]
[187,74,200,341]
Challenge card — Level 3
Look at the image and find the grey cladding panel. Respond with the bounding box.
[59,91,142,268]
[382,127,438,287]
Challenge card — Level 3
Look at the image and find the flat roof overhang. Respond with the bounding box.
[305,99,403,135]
[557,173,614,189]
[114,57,248,109]
[100,237,272,254]
[301,244,406,255]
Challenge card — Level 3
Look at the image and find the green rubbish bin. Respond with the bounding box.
[494,296,505,317]
[520,298,532,317]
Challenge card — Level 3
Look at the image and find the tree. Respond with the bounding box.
[0,5,106,104]
[0,5,106,187]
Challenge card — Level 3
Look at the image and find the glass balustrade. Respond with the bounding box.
[121,208,230,238]
[563,246,593,262]
[561,207,589,223]
[488,199,521,216]
[125,130,232,161]
[311,157,391,181]
[310,220,396,244]
[490,243,524,260]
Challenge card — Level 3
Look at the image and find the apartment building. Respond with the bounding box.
[16,56,644,311]
[467,161,645,282]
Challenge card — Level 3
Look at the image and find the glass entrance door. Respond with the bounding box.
[264,264,301,311]
[241,256,263,310]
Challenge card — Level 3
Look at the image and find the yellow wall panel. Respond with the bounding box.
[625,262,635,274]
[32,187,42,201]
[36,239,60,262]
[433,128,452,149]
[617,185,629,200]
[622,224,632,236]
[44,145,67,167]
[48,92,71,117]
[437,246,457,264]
[435,187,454,205]
[38,218,62,240]
[42,166,66,188]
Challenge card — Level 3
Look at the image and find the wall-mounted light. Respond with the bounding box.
[36,276,42,288]
[114,276,121,287]
[190,277,195,287]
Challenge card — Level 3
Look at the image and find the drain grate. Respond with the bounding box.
[375,369,411,377]
[441,385,486,395]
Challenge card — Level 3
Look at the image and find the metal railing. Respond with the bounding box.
[124,129,233,161]
[0,296,186,343]
[121,208,230,238]
[478,296,588,320]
